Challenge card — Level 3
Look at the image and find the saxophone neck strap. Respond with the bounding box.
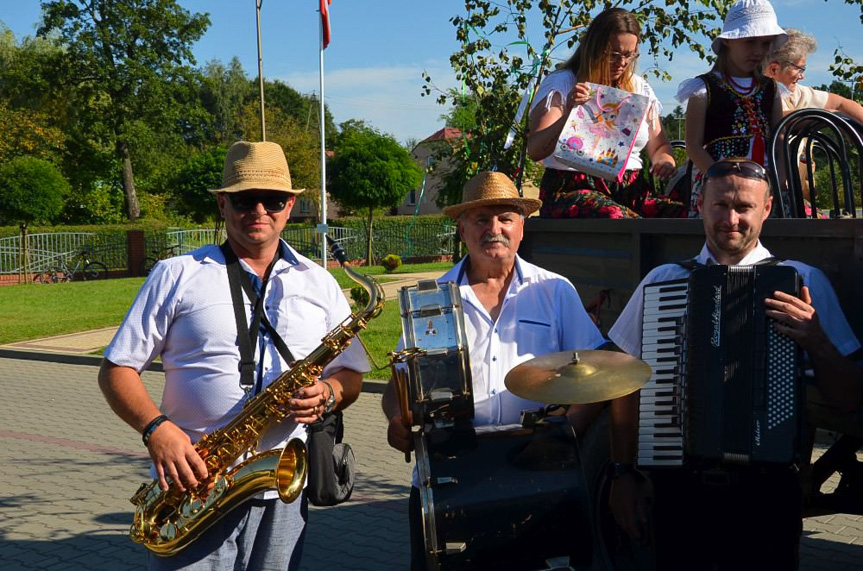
[221,241,295,393]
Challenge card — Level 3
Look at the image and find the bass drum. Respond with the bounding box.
[416,419,593,570]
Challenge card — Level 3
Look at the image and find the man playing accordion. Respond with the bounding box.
[607,157,863,570]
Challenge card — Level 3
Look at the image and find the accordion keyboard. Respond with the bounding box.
[638,279,688,467]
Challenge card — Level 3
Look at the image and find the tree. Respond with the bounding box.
[661,105,686,142]
[38,0,210,220]
[237,101,321,193]
[329,122,423,265]
[813,80,863,104]
[170,146,227,223]
[200,57,254,144]
[423,0,735,207]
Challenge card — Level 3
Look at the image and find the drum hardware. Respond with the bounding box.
[520,405,567,428]
[390,279,474,433]
[504,350,652,405]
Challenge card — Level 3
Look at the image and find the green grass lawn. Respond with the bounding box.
[0,277,147,345]
[0,261,451,372]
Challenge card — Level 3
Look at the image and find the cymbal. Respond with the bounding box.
[504,350,652,405]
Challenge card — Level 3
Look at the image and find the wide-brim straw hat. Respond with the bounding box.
[209,141,304,194]
[711,0,787,54]
[442,171,542,219]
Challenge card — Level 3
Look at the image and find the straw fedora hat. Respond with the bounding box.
[711,0,786,54]
[442,171,542,219]
[209,141,304,194]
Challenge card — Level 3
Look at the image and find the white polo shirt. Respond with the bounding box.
[105,241,370,454]
[608,242,860,360]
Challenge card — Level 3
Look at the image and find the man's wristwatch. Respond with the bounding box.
[608,462,636,480]
[321,380,336,414]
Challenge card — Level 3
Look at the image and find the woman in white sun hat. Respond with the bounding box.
[676,0,788,217]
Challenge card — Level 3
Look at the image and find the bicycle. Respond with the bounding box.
[34,248,108,283]
[140,243,181,276]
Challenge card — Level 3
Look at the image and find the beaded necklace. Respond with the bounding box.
[723,73,756,96]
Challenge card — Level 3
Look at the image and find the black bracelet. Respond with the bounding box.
[141,414,169,447]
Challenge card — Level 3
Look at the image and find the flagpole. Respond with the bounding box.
[318,12,327,269]
[255,0,266,141]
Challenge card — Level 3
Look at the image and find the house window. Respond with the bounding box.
[407,189,417,205]
[299,199,311,214]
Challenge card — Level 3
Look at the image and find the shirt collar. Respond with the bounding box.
[696,241,773,266]
[455,254,525,288]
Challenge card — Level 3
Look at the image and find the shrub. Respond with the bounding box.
[381,253,402,272]
[0,156,69,226]
[350,284,370,309]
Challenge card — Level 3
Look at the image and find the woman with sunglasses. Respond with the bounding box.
[528,8,685,219]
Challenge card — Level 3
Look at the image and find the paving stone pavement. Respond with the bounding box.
[0,357,861,570]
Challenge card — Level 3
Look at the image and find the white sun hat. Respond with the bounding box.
[712,0,787,54]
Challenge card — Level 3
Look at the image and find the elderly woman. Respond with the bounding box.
[764,28,863,122]
[763,28,863,210]
[527,8,685,219]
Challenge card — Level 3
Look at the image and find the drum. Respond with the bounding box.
[415,419,593,570]
[392,279,473,427]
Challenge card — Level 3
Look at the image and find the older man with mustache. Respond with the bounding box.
[382,171,607,570]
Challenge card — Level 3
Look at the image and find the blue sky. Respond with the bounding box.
[2,1,861,145]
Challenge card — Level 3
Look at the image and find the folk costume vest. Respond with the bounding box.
[700,73,775,167]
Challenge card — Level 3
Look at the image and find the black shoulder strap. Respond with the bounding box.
[220,241,294,392]
[675,258,705,272]
[754,256,782,266]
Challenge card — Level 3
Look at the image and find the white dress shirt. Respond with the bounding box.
[105,241,370,454]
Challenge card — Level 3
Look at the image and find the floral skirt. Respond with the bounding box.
[539,168,688,219]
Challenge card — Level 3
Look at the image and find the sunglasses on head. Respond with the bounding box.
[227,192,291,213]
[703,159,769,183]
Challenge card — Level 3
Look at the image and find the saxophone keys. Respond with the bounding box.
[180,497,205,518]
[159,522,178,541]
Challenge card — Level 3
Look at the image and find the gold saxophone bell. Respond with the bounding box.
[129,236,384,556]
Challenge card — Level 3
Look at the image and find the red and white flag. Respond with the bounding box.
[320,0,332,49]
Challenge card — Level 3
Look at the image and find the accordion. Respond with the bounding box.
[638,265,803,468]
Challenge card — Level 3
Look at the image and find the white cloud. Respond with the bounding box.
[280,62,458,144]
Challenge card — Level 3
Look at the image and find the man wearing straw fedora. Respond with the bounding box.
[99,141,369,570]
[382,171,607,570]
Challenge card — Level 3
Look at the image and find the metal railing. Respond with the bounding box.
[143,228,226,259]
[0,232,126,275]
[0,223,451,277]
[338,222,456,262]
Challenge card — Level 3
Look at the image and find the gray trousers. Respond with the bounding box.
[148,493,308,571]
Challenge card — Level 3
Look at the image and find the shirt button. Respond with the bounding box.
[491,389,497,395]
[492,356,497,362]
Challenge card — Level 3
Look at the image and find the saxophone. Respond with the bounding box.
[129,236,384,556]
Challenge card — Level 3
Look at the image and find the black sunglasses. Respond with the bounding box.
[227,192,291,213]
[703,159,768,183]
